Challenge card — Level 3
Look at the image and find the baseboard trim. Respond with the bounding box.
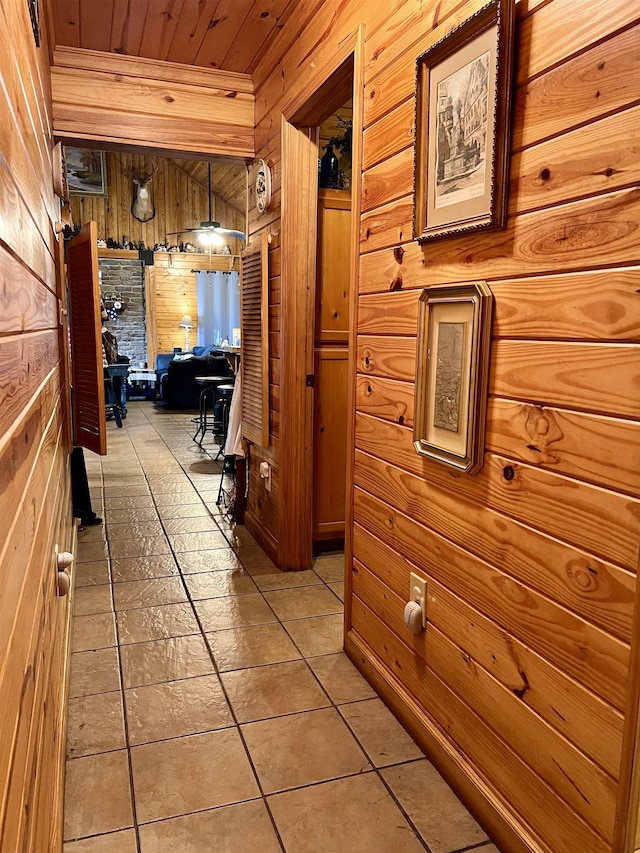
[244,509,278,566]
[345,629,545,853]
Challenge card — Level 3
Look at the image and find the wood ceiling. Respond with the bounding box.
[171,158,247,214]
[51,0,298,73]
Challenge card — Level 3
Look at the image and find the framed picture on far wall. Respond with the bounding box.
[413,0,514,243]
[413,282,493,475]
[65,146,108,196]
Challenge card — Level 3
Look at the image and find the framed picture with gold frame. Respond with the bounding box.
[413,0,514,243]
[65,146,108,197]
[413,282,493,475]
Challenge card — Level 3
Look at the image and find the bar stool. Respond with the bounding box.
[214,384,235,460]
[192,376,232,446]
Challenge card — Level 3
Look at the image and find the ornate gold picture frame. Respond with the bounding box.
[65,147,108,197]
[414,282,493,475]
[414,0,514,243]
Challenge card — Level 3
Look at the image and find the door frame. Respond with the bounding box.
[278,25,365,572]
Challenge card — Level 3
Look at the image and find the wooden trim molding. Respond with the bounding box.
[343,23,365,638]
[279,118,318,570]
[613,545,640,851]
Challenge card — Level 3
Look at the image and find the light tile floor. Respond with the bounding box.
[64,402,501,853]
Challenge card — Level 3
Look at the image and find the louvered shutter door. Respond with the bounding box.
[67,222,107,455]
[241,233,269,447]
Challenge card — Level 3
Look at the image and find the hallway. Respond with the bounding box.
[65,403,499,853]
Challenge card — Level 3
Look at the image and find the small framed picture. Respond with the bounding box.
[413,282,493,475]
[414,0,514,243]
[65,147,108,196]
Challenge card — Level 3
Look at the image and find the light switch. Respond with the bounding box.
[409,571,427,628]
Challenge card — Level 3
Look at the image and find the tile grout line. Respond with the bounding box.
[95,411,363,848]
[132,412,427,850]
[132,407,378,850]
[103,428,147,853]
[128,403,290,853]
[74,406,482,853]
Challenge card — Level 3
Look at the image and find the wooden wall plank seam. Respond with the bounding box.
[353,560,617,840]
[352,479,631,711]
[354,414,640,572]
[352,519,624,779]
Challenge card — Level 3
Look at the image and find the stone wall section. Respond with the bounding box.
[99,258,147,366]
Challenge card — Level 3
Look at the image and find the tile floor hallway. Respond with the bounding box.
[64,402,500,853]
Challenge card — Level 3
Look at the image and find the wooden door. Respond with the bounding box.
[67,222,107,455]
[313,189,351,542]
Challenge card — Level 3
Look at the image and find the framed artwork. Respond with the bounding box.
[414,0,514,243]
[413,281,493,475]
[52,142,69,202]
[65,147,108,196]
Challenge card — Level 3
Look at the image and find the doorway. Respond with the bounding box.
[313,105,353,548]
[278,27,364,571]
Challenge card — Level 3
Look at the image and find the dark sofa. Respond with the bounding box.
[160,354,233,408]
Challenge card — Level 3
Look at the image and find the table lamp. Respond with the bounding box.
[179,314,193,351]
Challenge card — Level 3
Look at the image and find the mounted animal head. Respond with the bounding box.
[127,164,157,223]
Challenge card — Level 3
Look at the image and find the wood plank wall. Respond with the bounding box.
[70,152,245,253]
[249,1,640,850]
[0,0,74,850]
[51,46,255,159]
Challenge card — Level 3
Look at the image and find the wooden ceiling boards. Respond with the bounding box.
[51,0,299,73]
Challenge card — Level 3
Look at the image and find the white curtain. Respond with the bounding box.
[195,270,240,347]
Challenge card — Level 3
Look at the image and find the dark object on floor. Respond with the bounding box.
[104,369,124,427]
[161,354,234,408]
[217,454,236,508]
[70,446,102,525]
[217,455,246,524]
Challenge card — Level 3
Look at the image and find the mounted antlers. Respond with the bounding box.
[124,163,158,223]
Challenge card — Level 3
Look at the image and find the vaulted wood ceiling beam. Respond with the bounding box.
[50,46,255,159]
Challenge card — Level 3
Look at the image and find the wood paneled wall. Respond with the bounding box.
[0,0,74,850]
[70,152,245,254]
[51,46,255,159]
[248,1,640,851]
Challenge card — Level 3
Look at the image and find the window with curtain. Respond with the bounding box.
[195,270,241,347]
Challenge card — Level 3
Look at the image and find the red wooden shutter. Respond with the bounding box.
[241,233,269,447]
[66,222,107,455]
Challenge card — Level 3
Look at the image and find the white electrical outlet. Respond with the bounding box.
[259,461,272,492]
[409,571,427,628]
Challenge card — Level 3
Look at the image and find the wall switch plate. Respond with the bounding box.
[409,572,427,628]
